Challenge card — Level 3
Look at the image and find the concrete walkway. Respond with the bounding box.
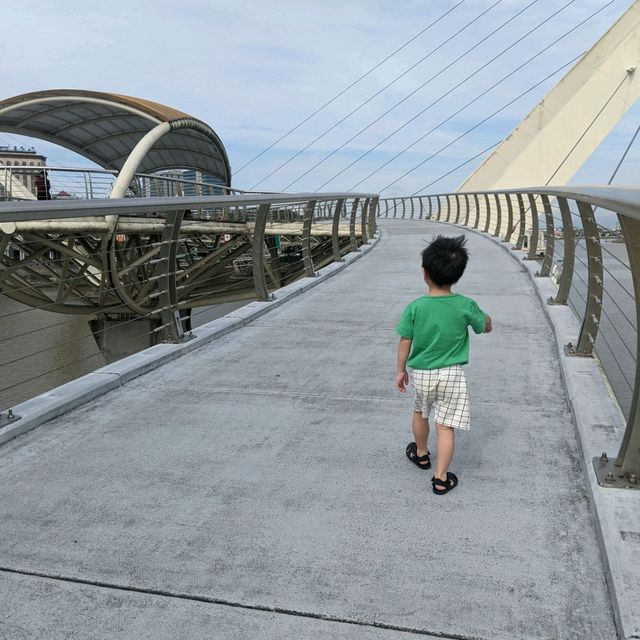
[0,220,616,639]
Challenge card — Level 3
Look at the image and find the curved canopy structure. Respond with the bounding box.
[0,89,231,185]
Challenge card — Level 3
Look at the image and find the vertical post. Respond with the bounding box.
[401,198,407,219]
[538,195,555,277]
[463,194,470,226]
[392,198,398,219]
[427,196,432,220]
[473,194,480,229]
[419,197,424,220]
[445,195,452,222]
[409,197,415,219]
[251,203,272,301]
[349,197,360,252]
[526,193,540,259]
[549,197,575,304]
[159,210,185,342]
[303,199,317,277]
[505,194,514,243]
[368,196,378,238]
[571,201,603,356]
[361,198,370,244]
[331,198,345,262]
[614,213,640,478]
[515,194,526,250]
[454,194,461,224]
[483,194,491,233]
[493,193,502,238]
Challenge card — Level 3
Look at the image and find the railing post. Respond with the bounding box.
[392,198,398,219]
[505,194,514,242]
[159,209,185,342]
[549,197,575,305]
[361,198,370,244]
[401,198,406,219]
[612,213,640,480]
[251,203,272,301]
[473,194,480,229]
[445,195,452,223]
[419,197,424,220]
[454,194,461,224]
[570,201,603,357]
[427,196,432,220]
[483,194,491,233]
[463,194,470,226]
[436,196,442,220]
[368,196,378,238]
[526,194,540,259]
[332,198,346,261]
[303,199,317,277]
[493,193,502,238]
[538,195,555,277]
[515,194,526,250]
[409,197,415,219]
[349,197,360,252]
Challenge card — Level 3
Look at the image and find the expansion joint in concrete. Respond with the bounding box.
[0,566,484,640]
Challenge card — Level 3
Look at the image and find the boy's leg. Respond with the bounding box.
[412,410,430,456]
[435,422,455,480]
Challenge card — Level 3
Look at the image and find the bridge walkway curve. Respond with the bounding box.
[0,219,616,639]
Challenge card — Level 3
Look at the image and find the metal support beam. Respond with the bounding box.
[571,201,603,356]
[332,198,346,261]
[303,199,317,277]
[526,193,540,259]
[251,203,272,301]
[349,198,360,253]
[473,194,480,229]
[538,195,555,277]
[159,209,185,342]
[549,197,575,305]
[463,194,470,227]
[515,194,526,250]
[483,194,491,234]
[493,193,502,238]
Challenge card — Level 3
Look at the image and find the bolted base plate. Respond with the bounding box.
[593,457,640,490]
[0,412,21,429]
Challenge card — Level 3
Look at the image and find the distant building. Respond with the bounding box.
[0,145,47,199]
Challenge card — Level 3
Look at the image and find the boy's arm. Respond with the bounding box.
[485,314,492,333]
[396,337,412,392]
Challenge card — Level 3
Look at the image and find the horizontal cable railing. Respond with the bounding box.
[0,192,378,410]
[379,186,640,489]
[0,165,249,202]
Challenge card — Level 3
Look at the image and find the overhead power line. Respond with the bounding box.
[234,0,467,175]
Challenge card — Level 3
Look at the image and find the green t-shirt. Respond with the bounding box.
[396,294,486,370]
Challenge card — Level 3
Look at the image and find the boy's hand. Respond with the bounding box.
[484,315,493,333]
[396,370,409,392]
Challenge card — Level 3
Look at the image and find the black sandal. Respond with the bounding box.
[431,472,458,494]
[405,442,431,470]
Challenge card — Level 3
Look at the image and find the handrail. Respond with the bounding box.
[0,191,379,410]
[379,186,640,488]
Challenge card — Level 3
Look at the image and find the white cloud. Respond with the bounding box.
[0,0,636,195]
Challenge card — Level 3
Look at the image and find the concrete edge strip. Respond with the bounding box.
[0,235,380,448]
[449,222,638,640]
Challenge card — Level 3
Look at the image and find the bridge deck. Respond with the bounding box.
[0,220,616,639]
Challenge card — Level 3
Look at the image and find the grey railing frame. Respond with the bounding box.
[1,189,377,340]
[378,185,640,485]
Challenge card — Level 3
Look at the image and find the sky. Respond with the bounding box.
[1,0,639,198]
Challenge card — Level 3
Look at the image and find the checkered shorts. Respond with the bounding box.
[409,365,470,430]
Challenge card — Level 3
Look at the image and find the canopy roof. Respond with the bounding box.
[0,89,231,185]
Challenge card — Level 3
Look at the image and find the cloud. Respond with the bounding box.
[0,0,636,195]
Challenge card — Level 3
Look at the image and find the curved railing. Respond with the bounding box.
[0,192,378,409]
[379,187,639,488]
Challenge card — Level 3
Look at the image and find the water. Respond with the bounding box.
[0,297,247,411]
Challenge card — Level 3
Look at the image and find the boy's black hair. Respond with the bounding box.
[421,235,469,286]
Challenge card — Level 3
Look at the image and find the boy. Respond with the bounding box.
[395,235,491,495]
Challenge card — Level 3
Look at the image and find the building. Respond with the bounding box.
[0,145,47,199]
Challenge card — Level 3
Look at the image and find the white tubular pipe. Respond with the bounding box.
[110,122,171,198]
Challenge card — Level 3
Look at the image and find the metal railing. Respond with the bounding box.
[380,187,640,489]
[0,192,378,410]
[0,165,247,202]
